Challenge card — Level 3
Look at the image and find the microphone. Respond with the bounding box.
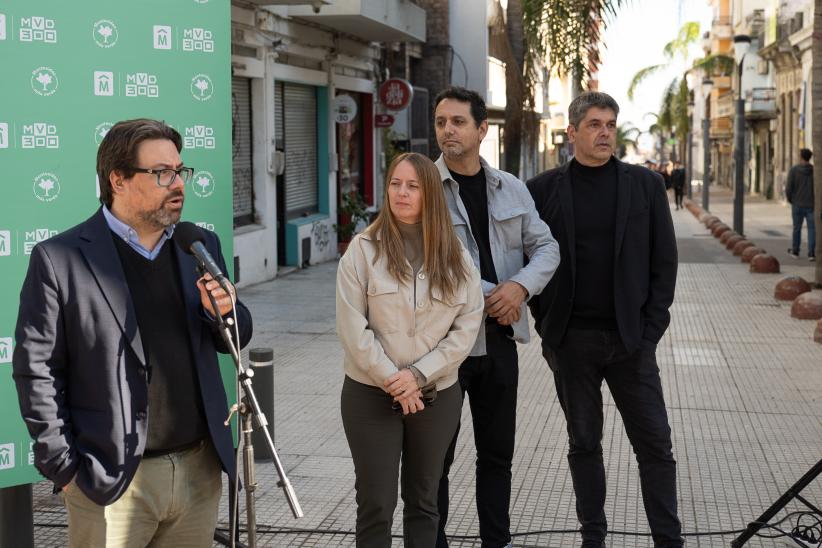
[173,222,232,293]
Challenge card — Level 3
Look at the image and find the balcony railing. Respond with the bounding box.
[745,87,777,120]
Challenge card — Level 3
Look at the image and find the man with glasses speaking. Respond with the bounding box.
[12,118,253,547]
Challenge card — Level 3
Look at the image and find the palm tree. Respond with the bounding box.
[616,122,640,158]
[627,21,700,101]
[495,0,627,178]
[813,0,822,283]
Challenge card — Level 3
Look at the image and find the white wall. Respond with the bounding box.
[449,0,489,96]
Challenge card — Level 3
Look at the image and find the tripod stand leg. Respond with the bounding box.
[732,459,822,547]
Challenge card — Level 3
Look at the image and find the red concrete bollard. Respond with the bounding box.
[790,292,822,320]
[732,240,755,256]
[750,253,780,273]
[720,230,738,244]
[774,275,812,301]
[725,234,744,250]
[814,319,822,344]
[702,215,719,227]
[713,224,731,238]
[741,246,766,263]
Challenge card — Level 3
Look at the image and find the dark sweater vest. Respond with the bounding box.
[112,234,209,454]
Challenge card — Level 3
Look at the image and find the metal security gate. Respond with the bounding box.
[232,76,254,226]
[275,81,318,219]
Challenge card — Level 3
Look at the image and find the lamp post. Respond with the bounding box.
[733,34,751,235]
[702,77,714,211]
[687,98,694,199]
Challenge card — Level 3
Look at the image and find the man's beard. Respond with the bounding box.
[441,142,465,159]
[139,192,183,230]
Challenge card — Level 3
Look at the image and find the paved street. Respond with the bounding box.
[32,187,822,547]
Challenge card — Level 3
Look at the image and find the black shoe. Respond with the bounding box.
[580,541,605,548]
[787,249,800,259]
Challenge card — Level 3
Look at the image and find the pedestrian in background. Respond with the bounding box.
[527,91,682,548]
[336,152,484,547]
[671,161,686,210]
[433,87,560,548]
[786,148,816,261]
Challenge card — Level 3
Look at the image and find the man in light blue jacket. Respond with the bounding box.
[434,86,560,548]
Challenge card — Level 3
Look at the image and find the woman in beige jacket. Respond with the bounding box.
[336,152,484,547]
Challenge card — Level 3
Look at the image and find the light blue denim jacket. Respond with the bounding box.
[436,155,560,356]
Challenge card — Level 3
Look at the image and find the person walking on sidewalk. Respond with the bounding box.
[336,152,485,547]
[786,148,816,261]
[671,161,686,210]
[433,86,560,548]
[527,92,683,548]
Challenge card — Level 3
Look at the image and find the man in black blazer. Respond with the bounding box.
[13,119,252,547]
[527,92,681,548]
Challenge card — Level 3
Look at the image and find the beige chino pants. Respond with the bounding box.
[63,439,223,548]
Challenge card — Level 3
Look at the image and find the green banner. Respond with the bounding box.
[0,0,232,488]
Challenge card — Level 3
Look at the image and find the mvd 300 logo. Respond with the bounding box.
[25,228,59,254]
[125,72,159,98]
[184,125,215,149]
[183,27,214,52]
[22,123,59,149]
[33,172,60,202]
[20,15,57,43]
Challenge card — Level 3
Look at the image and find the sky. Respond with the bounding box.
[597,0,713,153]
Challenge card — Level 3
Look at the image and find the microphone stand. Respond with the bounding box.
[201,273,303,548]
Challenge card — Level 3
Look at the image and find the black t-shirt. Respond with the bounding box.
[569,157,618,329]
[452,167,499,285]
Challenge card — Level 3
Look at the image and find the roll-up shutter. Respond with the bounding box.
[281,83,318,218]
[232,76,254,226]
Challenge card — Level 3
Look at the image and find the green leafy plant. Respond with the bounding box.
[334,192,369,242]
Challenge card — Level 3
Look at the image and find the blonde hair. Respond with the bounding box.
[365,153,469,299]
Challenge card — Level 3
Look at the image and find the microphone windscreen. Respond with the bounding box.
[173,221,206,254]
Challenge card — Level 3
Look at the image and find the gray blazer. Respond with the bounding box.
[12,209,252,505]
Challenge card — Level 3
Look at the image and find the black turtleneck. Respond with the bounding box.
[569,157,618,329]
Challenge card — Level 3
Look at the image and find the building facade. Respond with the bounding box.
[230,0,424,286]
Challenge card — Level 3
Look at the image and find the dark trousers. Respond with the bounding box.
[341,376,463,548]
[437,328,518,548]
[791,205,816,257]
[545,328,682,548]
[674,187,684,209]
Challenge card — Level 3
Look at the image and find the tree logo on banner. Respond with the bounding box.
[33,172,61,202]
[31,67,59,96]
[191,74,213,101]
[94,122,113,145]
[93,20,119,48]
[192,170,215,198]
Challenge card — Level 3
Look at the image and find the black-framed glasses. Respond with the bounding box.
[131,166,194,187]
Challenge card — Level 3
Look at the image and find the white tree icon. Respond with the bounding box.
[36,72,53,91]
[194,78,210,97]
[38,178,55,196]
[97,25,113,43]
[98,127,109,140]
[196,176,211,193]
